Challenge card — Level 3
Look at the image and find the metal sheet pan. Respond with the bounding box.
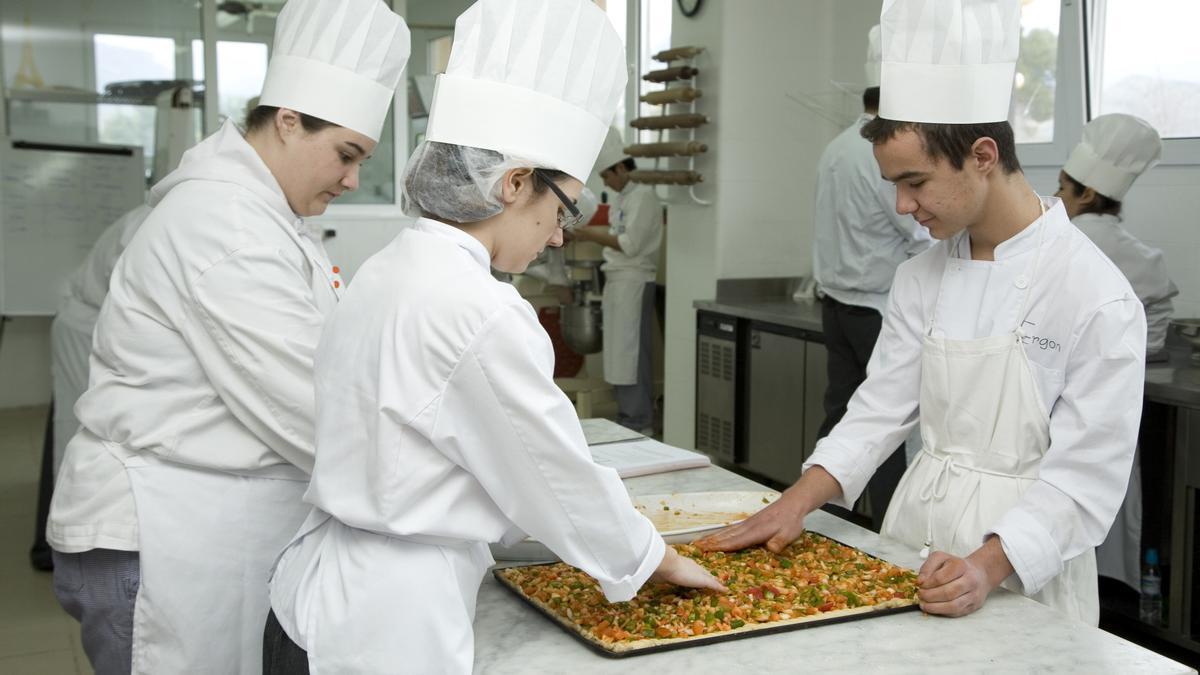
[494,536,920,659]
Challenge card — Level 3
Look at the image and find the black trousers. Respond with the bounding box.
[263,610,310,675]
[817,296,907,532]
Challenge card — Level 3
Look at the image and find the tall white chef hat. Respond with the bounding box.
[424,0,627,182]
[259,0,411,142]
[1063,114,1162,200]
[865,24,882,88]
[593,127,630,175]
[878,0,1021,124]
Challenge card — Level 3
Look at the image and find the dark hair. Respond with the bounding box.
[1062,171,1122,216]
[862,86,880,112]
[530,168,570,194]
[601,157,637,173]
[861,117,1022,174]
[244,105,337,134]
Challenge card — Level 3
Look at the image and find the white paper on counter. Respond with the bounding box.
[588,438,711,478]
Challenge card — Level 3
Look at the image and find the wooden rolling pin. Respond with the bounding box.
[652,46,705,62]
[640,87,703,105]
[630,113,709,130]
[629,170,704,186]
[642,66,699,83]
[624,141,708,158]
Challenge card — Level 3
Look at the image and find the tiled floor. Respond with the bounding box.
[0,405,91,674]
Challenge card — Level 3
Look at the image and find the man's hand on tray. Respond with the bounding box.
[694,466,844,553]
[916,536,1014,618]
[650,546,728,592]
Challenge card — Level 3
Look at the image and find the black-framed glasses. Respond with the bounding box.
[533,168,585,231]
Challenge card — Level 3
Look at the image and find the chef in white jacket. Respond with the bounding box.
[571,129,664,434]
[265,2,722,672]
[699,0,1145,625]
[1056,113,1177,592]
[46,2,410,673]
[1057,114,1177,355]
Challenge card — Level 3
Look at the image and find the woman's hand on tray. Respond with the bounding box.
[693,466,843,553]
[649,546,728,592]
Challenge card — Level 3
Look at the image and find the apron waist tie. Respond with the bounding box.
[916,448,1037,559]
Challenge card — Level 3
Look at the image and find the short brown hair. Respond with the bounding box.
[244,105,337,134]
[1062,171,1122,216]
[861,117,1022,174]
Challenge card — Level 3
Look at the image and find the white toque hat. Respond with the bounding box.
[259,0,411,142]
[865,25,882,88]
[592,127,630,175]
[878,0,1021,124]
[1063,114,1163,200]
[424,0,627,182]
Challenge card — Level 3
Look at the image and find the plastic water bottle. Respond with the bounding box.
[1140,548,1163,627]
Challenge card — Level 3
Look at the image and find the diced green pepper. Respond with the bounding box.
[731,619,746,629]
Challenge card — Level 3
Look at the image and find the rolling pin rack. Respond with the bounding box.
[629,45,710,205]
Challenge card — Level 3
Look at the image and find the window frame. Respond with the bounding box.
[1082,0,1200,165]
[1019,0,1200,168]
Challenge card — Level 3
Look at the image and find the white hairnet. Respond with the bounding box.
[402,140,568,223]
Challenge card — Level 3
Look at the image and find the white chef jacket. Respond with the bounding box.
[601,182,663,283]
[804,198,1145,595]
[293,217,663,598]
[1073,212,1178,353]
[51,204,152,472]
[813,115,931,314]
[47,120,341,553]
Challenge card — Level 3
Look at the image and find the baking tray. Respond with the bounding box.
[493,534,921,658]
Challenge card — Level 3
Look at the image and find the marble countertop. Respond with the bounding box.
[472,464,1193,674]
[696,298,1200,411]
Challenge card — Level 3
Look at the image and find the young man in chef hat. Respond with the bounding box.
[47,1,409,671]
[700,0,1145,625]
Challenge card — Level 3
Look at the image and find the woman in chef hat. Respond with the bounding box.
[264,1,724,672]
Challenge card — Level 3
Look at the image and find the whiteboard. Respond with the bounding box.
[0,139,145,316]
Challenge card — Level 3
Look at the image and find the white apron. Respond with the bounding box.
[1097,448,1142,590]
[127,458,309,674]
[601,274,647,385]
[126,224,340,674]
[881,211,1099,625]
[270,511,494,674]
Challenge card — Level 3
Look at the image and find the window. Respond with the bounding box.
[1087,0,1200,139]
[637,0,673,143]
[1010,0,1061,144]
[93,34,177,178]
[191,39,269,127]
[601,0,628,132]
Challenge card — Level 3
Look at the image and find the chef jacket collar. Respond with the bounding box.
[954,196,1067,262]
[413,217,492,271]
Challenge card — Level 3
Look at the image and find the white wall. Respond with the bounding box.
[662,0,881,447]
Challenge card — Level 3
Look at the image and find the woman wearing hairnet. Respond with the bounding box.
[264,1,723,672]
[45,1,410,672]
[1055,114,1178,593]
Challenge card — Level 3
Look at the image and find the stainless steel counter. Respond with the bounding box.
[696,298,1200,411]
[694,299,823,333]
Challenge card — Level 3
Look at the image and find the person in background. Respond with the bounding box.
[264,2,721,672]
[571,128,664,435]
[812,24,931,530]
[1057,114,1177,357]
[1056,113,1178,594]
[45,1,410,672]
[28,204,153,573]
[699,0,1145,625]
